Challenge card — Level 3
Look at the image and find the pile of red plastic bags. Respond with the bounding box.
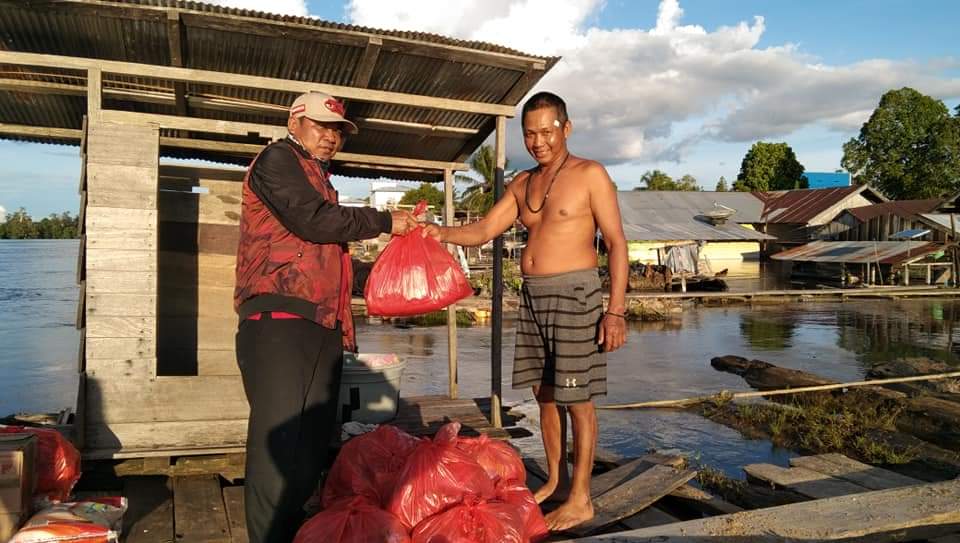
[296,422,548,543]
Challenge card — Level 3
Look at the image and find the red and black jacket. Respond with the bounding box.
[234,137,392,350]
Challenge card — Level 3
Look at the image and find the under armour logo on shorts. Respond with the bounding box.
[564,378,578,387]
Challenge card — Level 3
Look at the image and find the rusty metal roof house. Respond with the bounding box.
[0,0,556,458]
[832,199,945,242]
[754,185,887,248]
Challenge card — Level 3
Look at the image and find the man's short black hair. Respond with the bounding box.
[522,91,569,127]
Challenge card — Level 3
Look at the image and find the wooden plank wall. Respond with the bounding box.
[157,164,244,377]
[83,123,250,456]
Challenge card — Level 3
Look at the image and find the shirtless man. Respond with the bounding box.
[422,91,628,531]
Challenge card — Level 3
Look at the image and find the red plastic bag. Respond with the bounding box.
[10,496,127,543]
[411,495,525,543]
[0,425,81,502]
[294,496,410,543]
[323,425,422,507]
[495,480,549,543]
[386,422,494,529]
[365,201,474,316]
[455,434,526,485]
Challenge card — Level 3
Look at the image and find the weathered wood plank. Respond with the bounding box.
[85,206,157,231]
[159,222,240,256]
[85,270,157,294]
[86,248,157,272]
[744,463,869,499]
[667,483,743,515]
[86,189,157,210]
[197,350,239,376]
[86,337,156,360]
[159,180,242,226]
[86,316,156,339]
[569,465,697,536]
[123,476,174,543]
[86,293,156,317]
[566,479,960,542]
[159,316,238,351]
[85,375,248,424]
[223,486,249,543]
[86,163,158,196]
[159,251,236,288]
[87,121,159,168]
[85,358,155,379]
[86,228,157,250]
[84,419,248,456]
[619,506,680,530]
[173,475,231,543]
[159,285,235,319]
[590,456,684,498]
[789,453,922,491]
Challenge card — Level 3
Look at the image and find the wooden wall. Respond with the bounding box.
[81,120,249,458]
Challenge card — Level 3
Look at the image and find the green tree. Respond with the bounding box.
[4,207,38,239]
[677,174,701,191]
[715,176,729,192]
[457,144,510,214]
[842,87,960,199]
[733,142,807,192]
[399,183,446,213]
[637,170,675,190]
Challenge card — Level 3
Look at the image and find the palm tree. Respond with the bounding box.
[457,145,512,215]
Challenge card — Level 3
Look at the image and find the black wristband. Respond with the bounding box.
[606,311,626,319]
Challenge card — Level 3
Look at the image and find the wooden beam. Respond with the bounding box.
[490,115,507,429]
[445,168,458,400]
[166,10,189,117]
[352,36,382,87]
[565,479,960,542]
[0,50,517,117]
[87,68,101,120]
[0,123,82,141]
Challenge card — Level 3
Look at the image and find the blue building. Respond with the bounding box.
[805,171,852,189]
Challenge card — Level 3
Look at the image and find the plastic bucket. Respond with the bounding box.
[338,353,406,424]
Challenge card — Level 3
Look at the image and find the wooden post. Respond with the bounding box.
[680,273,687,293]
[927,264,932,285]
[490,115,506,429]
[87,67,101,121]
[904,264,909,286]
[444,168,458,400]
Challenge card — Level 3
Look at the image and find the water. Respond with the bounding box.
[0,240,80,417]
[3,240,960,477]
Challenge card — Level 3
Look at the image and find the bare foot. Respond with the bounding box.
[545,494,594,531]
[534,480,570,504]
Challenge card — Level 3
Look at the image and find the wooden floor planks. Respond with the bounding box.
[565,479,960,542]
[123,476,174,543]
[172,475,231,543]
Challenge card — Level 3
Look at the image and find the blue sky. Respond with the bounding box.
[1,0,958,217]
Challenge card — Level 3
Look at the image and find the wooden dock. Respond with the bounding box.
[66,395,960,542]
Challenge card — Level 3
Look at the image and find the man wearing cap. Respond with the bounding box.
[234,91,417,542]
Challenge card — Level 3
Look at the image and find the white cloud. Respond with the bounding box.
[345,0,960,171]
[0,205,6,222]
[205,0,308,17]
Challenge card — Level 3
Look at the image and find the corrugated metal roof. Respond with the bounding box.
[770,240,945,265]
[846,199,941,222]
[0,0,558,181]
[616,191,765,223]
[918,213,960,233]
[618,191,774,242]
[755,185,886,225]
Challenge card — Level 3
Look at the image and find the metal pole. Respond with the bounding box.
[490,116,506,428]
[444,168,458,399]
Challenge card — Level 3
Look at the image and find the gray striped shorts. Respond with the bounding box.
[512,268,606,404]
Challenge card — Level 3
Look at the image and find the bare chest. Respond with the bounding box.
[518,173,590,228]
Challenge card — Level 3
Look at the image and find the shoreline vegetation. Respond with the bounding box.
[0,208,79,239]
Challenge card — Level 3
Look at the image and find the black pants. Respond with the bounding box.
[236,316,344,543]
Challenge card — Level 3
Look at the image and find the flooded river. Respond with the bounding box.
[3,240,960,477]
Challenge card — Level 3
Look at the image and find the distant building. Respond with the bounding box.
[369,182,413,209]
[616,191,773,277]
[339,196,367,208]
[804,171,851,189]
